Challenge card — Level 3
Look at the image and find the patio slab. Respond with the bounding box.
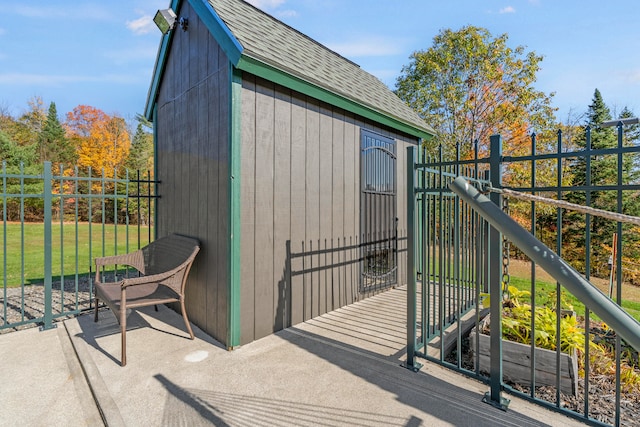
[2,287,588,426]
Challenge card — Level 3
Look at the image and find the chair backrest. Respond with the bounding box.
[142,234,200,276]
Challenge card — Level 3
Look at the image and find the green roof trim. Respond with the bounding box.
[236,55,432,140]
[188,0,243,64]
[144,0,181,120]
[145,0,435,139]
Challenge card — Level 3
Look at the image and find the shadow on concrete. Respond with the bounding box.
[73,306,202,365]
[155,374,421,427]
[278,325,555,427]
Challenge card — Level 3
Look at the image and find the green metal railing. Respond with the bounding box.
[1,161,157,332]
[406,125,640,427]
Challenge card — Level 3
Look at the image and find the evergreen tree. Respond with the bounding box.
[619,106,640,147]
[563,89,640,276]
[126,121,153,173]
[0,130,37,166]
[39,102,75,165]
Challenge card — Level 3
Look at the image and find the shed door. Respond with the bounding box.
[360,130,397,292]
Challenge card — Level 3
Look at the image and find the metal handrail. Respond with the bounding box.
[449,176,640,351]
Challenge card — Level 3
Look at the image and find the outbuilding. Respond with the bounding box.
[145,0,434,348]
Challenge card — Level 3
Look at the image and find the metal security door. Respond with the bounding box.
[360,130,397,292]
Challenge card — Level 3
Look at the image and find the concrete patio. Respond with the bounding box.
[0,287,586,426]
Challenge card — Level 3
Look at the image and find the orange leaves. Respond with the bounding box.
[65,105,130,177]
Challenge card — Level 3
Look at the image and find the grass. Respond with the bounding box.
[509,274,640,323]
[1,222,153,287]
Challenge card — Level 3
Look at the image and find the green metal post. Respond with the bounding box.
[2,162,7,324]
[615,122,623,427]
[405,145,421,371]
[484,135,509,410]
[41,162,55,330]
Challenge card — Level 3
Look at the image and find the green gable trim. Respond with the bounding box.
[227,66,242,348]
[144,32,172,120]
[236,55,433,141]
[145,0,244,121]
[144,0,183,120]
[188,0,243,65]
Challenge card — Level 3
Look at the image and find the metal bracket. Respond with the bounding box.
[482,392,510,411]
[401,361,423,372]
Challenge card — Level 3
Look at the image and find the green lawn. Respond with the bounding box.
[509,275,640,323]
[1,222,153,287]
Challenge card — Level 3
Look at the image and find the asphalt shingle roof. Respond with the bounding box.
[209,0,434,137]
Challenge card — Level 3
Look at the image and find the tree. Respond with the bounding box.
[126,119,153,173]
[619,106,640,147]
[1,96,49,151]
[38,102,75,165]
[0,130,37,167]
[0,130,42,221]
[563,90,640,276]
[395,25,556,156]
[65,105,131,177]
[20,96,47,134]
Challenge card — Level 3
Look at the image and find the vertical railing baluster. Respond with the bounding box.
[530,133,537,397]
[584,126,592,418]
[405,145,420,371]
[485,135,508,410]
[615,122,624,427]
[42,162,53,330]
[555,130,563,407]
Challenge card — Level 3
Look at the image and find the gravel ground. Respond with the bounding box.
[449,334,640,427]
[0,274,119,334]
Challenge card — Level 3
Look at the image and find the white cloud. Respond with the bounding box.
[327,36,405,58]
[499,6,516,14]
[626,69,640,83]
[245,0,286,10]
[127,15,155,35]
[276,9,298,18]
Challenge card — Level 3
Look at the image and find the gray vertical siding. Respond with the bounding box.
[153,3,417,347]
[239,74,417,344]
[155,1,230,345]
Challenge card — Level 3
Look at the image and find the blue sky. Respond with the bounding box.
[1,0,639,124]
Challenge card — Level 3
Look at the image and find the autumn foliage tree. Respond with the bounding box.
[395,25,556,157]
[65,105,130,177]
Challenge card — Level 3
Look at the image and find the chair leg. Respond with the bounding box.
[120,302,127,367]
[94,297,99,322]
[180,300,195,340]
[121,322,127,367]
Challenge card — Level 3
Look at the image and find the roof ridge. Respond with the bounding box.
[222,0,361,69]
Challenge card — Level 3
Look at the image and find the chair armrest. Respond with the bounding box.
[120,267,181,288]
[119,248,198,294]
[94,250,144,285]
[95,250,144,269]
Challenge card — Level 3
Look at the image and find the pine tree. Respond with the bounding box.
[563,90,640,277]
[619,107,640,147]
[126,122,153,173]
[39,102,75,165]
[0,130,37,166]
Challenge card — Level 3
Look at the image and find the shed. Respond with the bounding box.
[145,0,434,348]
